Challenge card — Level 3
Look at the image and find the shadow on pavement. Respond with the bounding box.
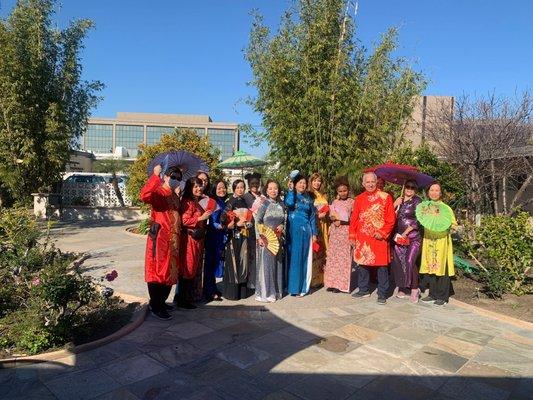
[1,302,531,400]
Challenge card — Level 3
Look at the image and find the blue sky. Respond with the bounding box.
[1,0,532,156]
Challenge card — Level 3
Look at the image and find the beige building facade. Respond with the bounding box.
[404,95,454,147]
[82,112,239,160]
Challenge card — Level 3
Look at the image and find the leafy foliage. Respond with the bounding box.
[0,206,120,355]
[127,129,222,209]
[460,211,533,297]
[0,0,102,205]
[245,0,425,189]
[391,144,467,207]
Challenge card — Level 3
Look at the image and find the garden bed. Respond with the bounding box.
[0,295,141,360]
[453,273,533,323]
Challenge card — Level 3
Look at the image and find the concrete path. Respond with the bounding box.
[1,220,531,399]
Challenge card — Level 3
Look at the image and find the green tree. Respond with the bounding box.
[245,0,425,190]
[391,144,467,208]
[0,0,102,206]
[127,129,222,209]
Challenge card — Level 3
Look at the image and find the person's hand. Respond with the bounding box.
[258,237,266,247]
[373,232,383,240]
[173,186,181,196]
[288,181,294,190]
[199,210,213,221]
[153,164,162,177]
[318,212,326,219]
[312,235,318,242]
[275,225,284,234]
[236,219,246,227]
[227,221,235,229]
[334,220,341,227]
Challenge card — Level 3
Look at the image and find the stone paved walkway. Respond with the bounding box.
[1,221,531,400]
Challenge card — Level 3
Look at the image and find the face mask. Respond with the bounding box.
[169,178,181,190]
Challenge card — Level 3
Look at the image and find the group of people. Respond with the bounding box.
[141,164,456,321]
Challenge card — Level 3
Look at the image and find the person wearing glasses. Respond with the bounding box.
[140,165,182,320]
[391,179,422,303]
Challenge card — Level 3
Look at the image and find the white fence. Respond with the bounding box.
[61,173,132,207]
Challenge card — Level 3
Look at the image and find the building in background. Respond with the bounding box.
[403,95,454,147]
[81,112,239,160]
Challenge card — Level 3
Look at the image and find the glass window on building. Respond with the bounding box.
[146,126,175,145]
[84,124,113,154]
[177,127,206,137]
[115,125,144,157]
[207,128,237,159]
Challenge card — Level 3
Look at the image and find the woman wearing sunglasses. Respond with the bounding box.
[391,179,422,303]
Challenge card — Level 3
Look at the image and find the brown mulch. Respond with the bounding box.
[452,273,533,323]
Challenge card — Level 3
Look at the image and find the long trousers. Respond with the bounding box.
[147,282,172,312]
[358,265,389,299]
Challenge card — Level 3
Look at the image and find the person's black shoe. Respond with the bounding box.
[421,296,436,303]
[434,299,447,306]
[352,291,370,298]
[176,300,197,309]
[151,309,173,320]
[164,303,175,311]
[377,297,387,305]
[326,287,340,293]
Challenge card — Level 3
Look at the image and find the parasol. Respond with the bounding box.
[147,151,209,185]
[372,162,434,188]
[218,150,267,169]
[415,201,454,232]
[258,224,280,255]
[218,150,267,178]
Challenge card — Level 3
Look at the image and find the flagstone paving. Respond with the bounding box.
[1,220,531,399]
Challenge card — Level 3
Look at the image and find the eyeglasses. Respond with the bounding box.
[405,185,417,190]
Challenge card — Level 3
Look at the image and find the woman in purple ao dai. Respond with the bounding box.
[391,179,422,303]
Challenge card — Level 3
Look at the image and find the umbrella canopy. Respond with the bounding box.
[364,161,418,173]
[368,161,434,188]
[415,200,454,232]
[147,151,209,185]
[218,150,267,169]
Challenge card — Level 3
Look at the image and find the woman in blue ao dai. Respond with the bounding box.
[285,174,318,296]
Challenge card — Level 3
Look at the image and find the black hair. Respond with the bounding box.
[262,179,281,200]
[183,177,204,200]
[334,175,350,191]
[404,179,418,189]
[165,166,183,181]
[197,171,211,194]
[232,179,246,192]
[426,181,442,196]
[209,179,228,199]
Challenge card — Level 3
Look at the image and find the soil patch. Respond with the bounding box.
[452,273,533,323]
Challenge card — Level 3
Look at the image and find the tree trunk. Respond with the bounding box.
[490,159,499,214]
[509,174,532,212]
[502,175,507,214]
[111,172,125,207]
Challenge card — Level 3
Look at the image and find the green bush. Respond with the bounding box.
[0,206,119,355]
[461,211,533,297]
[137,218,150,235]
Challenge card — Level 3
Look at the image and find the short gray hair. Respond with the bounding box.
[362,171,377,183]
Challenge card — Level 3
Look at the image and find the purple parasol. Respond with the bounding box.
[374,164,435,188]
[147,151,209,188]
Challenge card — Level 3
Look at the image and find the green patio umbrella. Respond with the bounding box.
[218,150,267,169]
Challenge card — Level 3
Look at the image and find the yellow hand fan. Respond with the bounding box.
[258,224,280,256]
